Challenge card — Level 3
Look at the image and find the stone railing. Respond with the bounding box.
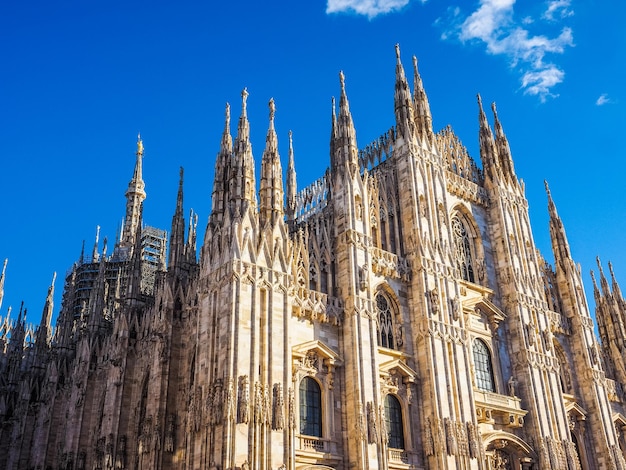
[292,288,343,326]
[474,389,527,428]
[370,247,400,279]
[298,435,328,453]
[294,174,329,223]
[388,448,409,463]
[358,127,396,172]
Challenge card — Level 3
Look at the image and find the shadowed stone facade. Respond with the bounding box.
[2,45,626,470]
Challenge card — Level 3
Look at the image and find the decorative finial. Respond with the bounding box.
[395,43,401,60]
[413,55,418,70]
[477,93,483,106]
[269,98,276,123]
[137,133,143,156]
[289,129,293,146]
[225,102,230,126]
[491,101,498,115]
[544,180,550,194]
[51,272,57,286]
[339,71,345,92]
[241,88,249,112]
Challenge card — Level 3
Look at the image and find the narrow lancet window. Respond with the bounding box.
[452,215,475,283]
[376,294,395,349]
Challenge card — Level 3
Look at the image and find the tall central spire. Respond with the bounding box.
[121,135,147,249]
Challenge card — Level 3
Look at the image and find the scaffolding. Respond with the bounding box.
[140,226,167,295]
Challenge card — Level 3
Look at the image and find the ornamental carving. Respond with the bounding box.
[238,375,250,424]
[272,383,284,430]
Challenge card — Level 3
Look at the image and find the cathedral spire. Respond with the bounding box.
[492,102,517,183]
[169,167,186,269]
[232,88,257,213]
[330,97,338,169]
[286,130,298,227]
[545,181,572,266]
[36,272,56,347]
[211,103,233,220]
[121,135,147,249]
[596,257,612,297]
[608,262,624,302]
[0,258,6,311]
[332,72,358,176]
[477,94,499,181]
[412,55,434,144]
[92,225,100,262]
[393,44,416,139]
[259,98,284,227]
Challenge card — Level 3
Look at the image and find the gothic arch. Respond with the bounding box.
[553,341,573,393]
[374,285,403,350]
[450,206,485,285]
[482,431,536,469]
[383,393,406,450]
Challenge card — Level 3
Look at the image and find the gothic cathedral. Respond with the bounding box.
[2,45,626,470]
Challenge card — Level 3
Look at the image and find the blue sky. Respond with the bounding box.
[1,0,624,326]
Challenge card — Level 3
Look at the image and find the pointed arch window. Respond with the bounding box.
[452,215,475,283]
[376,293,395,349]
[473,339,496,392]
[385,395,405,449]
[299,377,322,437]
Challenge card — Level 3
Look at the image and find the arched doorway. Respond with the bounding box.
[482,432,535,470]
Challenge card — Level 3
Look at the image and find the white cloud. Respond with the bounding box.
[443,0,574,100]
[543,0,573,21]
[521,66,564,101]
[596,94,612,106]
[326,0,412,18]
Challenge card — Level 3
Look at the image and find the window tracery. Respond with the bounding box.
[376,293,396,349]
[452,215,475,283]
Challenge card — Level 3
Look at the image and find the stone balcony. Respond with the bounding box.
[295,435,342,468]
[474,389,527,428]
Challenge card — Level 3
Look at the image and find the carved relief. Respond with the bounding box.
[467,422,480,459]
[367,401,378,444]
[272,383,284,430]
[424,417,434,457]
[429,288,440,315]
[164,415,175,453]
[238,375,250,424]
[288,386,296,430]
[445,417,457,455]
[456,420,468,457]
[379,404,388,445]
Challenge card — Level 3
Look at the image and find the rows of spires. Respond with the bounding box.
[0,44,623,355]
